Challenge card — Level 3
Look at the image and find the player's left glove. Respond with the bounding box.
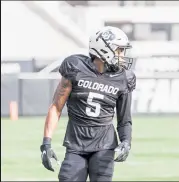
[114,141,130,162]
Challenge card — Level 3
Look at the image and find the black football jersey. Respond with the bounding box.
[59,54,136,152]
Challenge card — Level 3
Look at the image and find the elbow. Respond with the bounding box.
[117,120,132,131]
[117,120,132,127]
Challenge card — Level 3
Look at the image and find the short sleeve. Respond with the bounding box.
[59,55,79,81]
[125,70,136,92]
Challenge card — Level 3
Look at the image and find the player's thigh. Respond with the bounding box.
[88,150,115,181]
[58,152,88,181]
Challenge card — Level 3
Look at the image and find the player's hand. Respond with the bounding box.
[114,141,130,162]
[40,144,58,172]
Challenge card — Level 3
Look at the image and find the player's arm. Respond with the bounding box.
[114,92,132,162]
[43,76,72,139]
[116,92,132,146]
[40,76,72,171]
[114,70,136,162]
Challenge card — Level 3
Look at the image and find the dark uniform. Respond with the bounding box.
[58,54,136,181]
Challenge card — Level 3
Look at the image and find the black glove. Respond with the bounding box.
[40,138,58,172]
[114,141,130,162]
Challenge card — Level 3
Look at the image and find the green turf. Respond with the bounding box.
[1,116,179,181]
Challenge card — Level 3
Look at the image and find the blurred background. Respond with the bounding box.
[1,1,179,181]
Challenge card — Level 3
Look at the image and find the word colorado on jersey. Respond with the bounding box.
[78,79,119,95]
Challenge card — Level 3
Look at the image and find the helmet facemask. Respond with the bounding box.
[100,37,134,71]
[114,47,133,70]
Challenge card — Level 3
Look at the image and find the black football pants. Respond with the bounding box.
[58,149,115,181]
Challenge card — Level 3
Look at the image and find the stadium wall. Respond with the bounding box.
[1,73,179,117]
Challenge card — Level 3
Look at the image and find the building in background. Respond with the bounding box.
[1,1,179,116]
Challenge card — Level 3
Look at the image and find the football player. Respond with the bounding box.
[40,26,136,181]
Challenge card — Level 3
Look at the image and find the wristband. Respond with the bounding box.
[42,137,51,145]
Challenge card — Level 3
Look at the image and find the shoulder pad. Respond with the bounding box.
[126,70,136,92]
[59,55,80,80]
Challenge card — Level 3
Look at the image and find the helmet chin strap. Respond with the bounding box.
[109,64,119,72]
[105,57,121,72]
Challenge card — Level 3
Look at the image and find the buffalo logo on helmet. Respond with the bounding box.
[96,30,115,42]
[101,30,115,41]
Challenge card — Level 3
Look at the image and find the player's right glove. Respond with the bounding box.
[40,137,58,172]
[114,141,130,162]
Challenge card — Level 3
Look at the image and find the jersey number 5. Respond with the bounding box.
[86,92,104,117]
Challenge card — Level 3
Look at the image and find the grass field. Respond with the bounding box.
[2,116,179,181]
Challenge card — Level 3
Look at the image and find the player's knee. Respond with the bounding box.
[98,157,114,177]
[90,166,113,182]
